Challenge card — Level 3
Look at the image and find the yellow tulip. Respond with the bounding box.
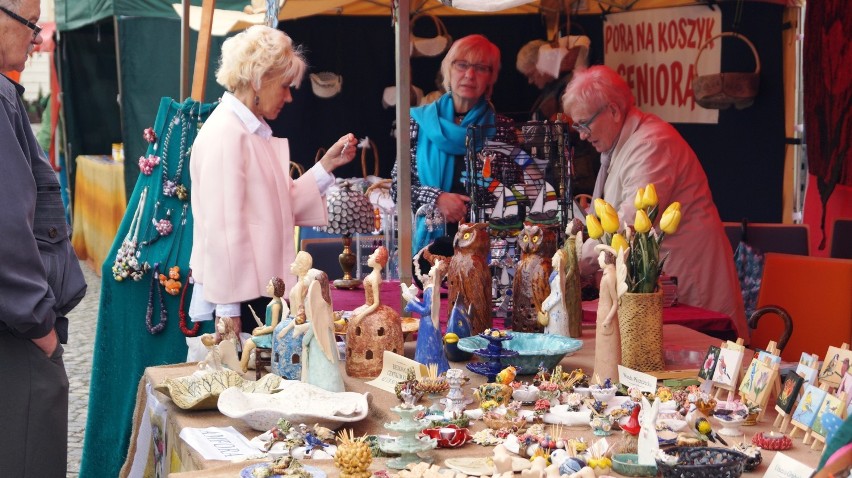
[660,201,682,234]
[634,209,652,233]
[642,183,659,208]
[611,233,628,253]
[634,188,645,210]
[593,198,609,219]
[600,206,620,234]
[586,214,604,239]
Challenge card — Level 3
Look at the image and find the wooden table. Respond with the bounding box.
[120,325,825,477]
[71,155,126,274]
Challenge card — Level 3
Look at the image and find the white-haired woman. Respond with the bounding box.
[189,25,356,334]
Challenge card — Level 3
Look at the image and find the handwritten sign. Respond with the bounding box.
[365,351,429,394]
[178,426,257,461]
[604,6,721,124]
[763,452,815,478]
[619,365,657,393]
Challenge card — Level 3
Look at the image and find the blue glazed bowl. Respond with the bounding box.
[457,332,583,375]
[612,454,657,477]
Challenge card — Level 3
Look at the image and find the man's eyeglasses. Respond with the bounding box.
[0,6,41,42]
[571,105,607,135]
[452,61,492,75]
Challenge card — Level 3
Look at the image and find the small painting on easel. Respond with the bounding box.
[791,384,828,428]
[698,345,720,381]
[818,346,852,388]
[776,372,805,415]
[739,358,773,405]
[796,362,819,386]
[839,372,852,409]
[811,393,845,437]
[711,346,743,389]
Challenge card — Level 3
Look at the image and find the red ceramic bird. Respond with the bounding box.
[621,403,642,436]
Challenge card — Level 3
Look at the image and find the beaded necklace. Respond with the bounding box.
[179,268,199,336]
[112,187,149,281]
[158,203,188,296]
[159,109,190,200]
[146,262,167,334]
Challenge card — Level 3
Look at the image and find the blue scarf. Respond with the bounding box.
[410,92,494,252]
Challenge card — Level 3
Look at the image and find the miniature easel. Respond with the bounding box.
[737,346,781,422]
[789,383,830,445]
[709,338,746,403]
[774,352,820,433]
[818,343,851,393]
[809,391,848,451]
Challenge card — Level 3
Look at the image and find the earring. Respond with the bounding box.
[254,95,260,106]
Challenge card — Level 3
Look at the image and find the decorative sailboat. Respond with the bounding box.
[488,184,525,234]
[527,181,560,224]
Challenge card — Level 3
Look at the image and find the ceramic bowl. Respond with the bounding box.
[511,385,540,403]
[154,369,281,410]
[589,385,617,403]
[457,333,583,375]
[218,380,370,431]
[612,453,657,477]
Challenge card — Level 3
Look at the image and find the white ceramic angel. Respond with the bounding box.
[592,244,626,382]
[637,395,661,466]
[281,269,344,392]
[541,249,569,335]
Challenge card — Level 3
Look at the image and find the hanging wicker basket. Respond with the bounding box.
[692,32,760,110]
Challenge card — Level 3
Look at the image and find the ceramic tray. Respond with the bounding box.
[218,380,370,431]
[155,369,281,410]
[240,463,326,478]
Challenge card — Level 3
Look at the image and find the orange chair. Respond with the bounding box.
[749,253,852,362]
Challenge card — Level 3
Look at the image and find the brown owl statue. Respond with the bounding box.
[512,223,558,332]
[447,223,492,335]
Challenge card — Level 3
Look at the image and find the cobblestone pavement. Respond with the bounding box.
[65,260,100,477]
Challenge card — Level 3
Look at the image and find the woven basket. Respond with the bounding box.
[618,290,664,372]
[656,447,747,478]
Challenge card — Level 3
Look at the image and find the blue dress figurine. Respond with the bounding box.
[272,252,312,379]
[445,293,473,362]
[241,277,287,373]
[402,259,450,375]
[292,269,344,392]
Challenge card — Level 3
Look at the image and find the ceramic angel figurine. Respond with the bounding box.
[637,396,661,465]
[592,244,626,382]
[540,249,569,336]
[282,269,344,392]
[240,277,288,373]
[402,259,450,375]
[562,218,584,338]
[346,246,403,378]
[272,251,312,379]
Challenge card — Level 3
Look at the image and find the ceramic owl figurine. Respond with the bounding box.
[447,223,492,335]
[512,223,557,332]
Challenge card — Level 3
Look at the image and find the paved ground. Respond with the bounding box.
[65,260,100,477]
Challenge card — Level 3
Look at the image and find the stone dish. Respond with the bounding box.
[457,332,583,375]
[155,369,281,410]
[612,453,657,477]
[218,380,370,431]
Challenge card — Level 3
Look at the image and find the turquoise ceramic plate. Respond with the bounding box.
[457,332,583,374]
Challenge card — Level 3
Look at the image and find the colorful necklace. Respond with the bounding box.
[159,109,190,200]
[112,187,149,281]
[158,203,188,296]
[146,262,168,334]
[179,268,200,336]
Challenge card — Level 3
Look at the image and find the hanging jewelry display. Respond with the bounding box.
[178,268,199,336]
[158,203,188,296]
[158,108,190,200]
[146,262,168,334]
[138,201,173,250]
[112,187,150,281]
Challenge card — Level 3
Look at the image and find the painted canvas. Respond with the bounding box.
[791,384,828,428]
[776,372,805,414]
[818,346,852,388]
[757,350,782,365]
[796,363,819,386]
[712,346,744,388]
[840,372,852,409]
[811,393,845,437]
[800,352,819,368]
[739,358,773,405]
[699,345,720,380]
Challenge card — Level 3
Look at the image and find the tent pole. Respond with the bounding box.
[180,0,191,100]
[191,0,216,101]
[395,0,413,308]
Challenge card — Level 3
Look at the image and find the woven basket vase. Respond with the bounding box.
[618,289,665,372]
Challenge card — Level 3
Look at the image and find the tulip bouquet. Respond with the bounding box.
[585,183,682,293]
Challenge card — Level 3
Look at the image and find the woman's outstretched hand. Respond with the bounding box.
[319,133,357,172]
